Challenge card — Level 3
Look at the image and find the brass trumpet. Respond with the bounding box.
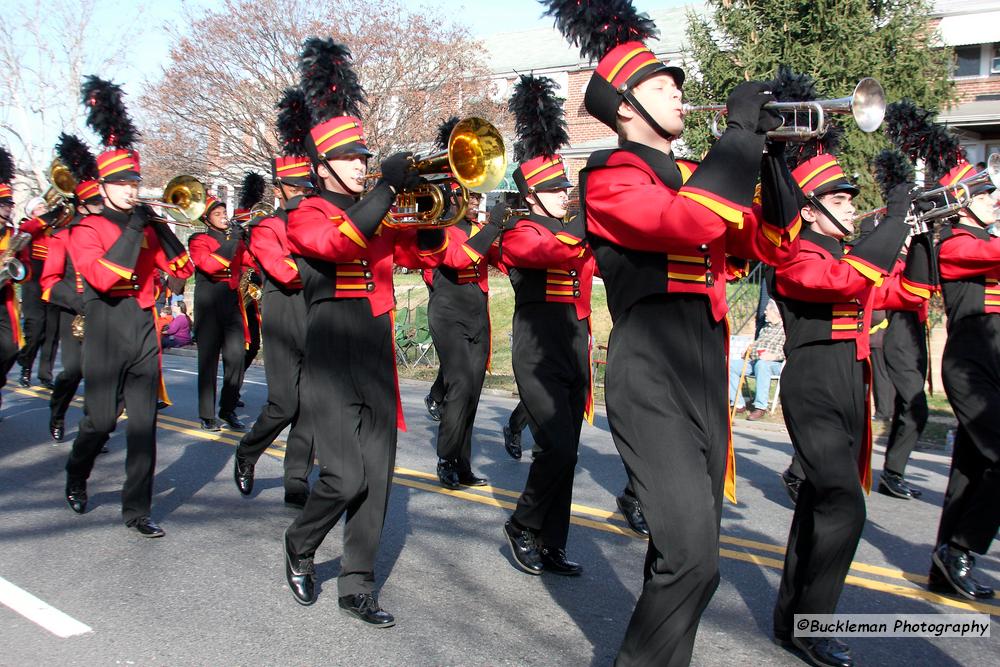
[683,78,886,141]
[376,117,507,228]
[0,230,32,289]
[129,174,207,225]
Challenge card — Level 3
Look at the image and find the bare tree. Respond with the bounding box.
[0,0,142,189]
[139,0,508,187]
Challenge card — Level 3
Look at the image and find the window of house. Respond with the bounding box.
[216,185,228,203]
[953,45,981,77]
[992,44,1000,74]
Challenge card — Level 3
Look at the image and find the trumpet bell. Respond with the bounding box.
[48,159,78,198]
[162,175,207,223]
[849,78,886,134]
[445,117,507,194]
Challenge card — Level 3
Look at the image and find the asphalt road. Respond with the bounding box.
[0,353,997,666]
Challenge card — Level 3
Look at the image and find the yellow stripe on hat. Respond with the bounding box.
[606,47,652,82]
[315,121,359,147]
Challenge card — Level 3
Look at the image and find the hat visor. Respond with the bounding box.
[277,176,315,189]
[325,142,373,159]
[812,179,860,198]
[631,63,686,90]
[102,172,143,183]
[533,177,573,192]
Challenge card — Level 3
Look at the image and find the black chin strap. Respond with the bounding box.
[808,194,851,237]
[622,90,680,143]
[320,158,357,197]
[101,184,133,215]
[529,192,559,221]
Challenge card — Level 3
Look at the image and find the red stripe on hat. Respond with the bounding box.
[75,180,100,200]
[939,162,974,189]
[596,42,662,89]
[791,154,846,195]
[519,155,568,190]
[310,116,368,157]
[274,156,312,178]
[97,149,141,179]
[0,183,11,199]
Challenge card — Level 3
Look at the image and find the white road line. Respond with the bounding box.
[0,576,92,638]
[163,368,266,386]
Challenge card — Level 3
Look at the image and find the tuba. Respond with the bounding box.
[380,117,507,228]
[683,78,886,141]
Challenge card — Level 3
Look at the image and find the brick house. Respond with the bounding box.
[934,0,1000,165]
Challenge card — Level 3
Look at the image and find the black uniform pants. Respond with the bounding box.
[0,292,18,394]
[606,296,727,667]
[194,285,245,420]
[511,302,588,551]
[244,300,260,372]
[937,317,1000,554]
[883,311,928,476]
[50,309,83,423]
[286,299,397,597]
[870,345,895,420]
[428,287,489,471]
[17,271,54,379]
[66,298,158,524]
[774,342,867,638]
[237,289,313,495]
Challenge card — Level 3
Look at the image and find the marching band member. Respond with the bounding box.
[42,134,102,441]
[281,37,444,619]
[16,194,60,389]
[425,117,498,490]
[188,191,255,432]
[929,160,999,601]
[771,151,931,667]
[546,0,800,661]
[498,74,592,577]
[0,147,28,420]
[231,172,265,375]
[235,88,316,509]
[64,76,194,536]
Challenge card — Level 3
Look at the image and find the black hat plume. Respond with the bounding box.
[55,133,99,182]
[0,147,14,184]
[275,87,312,157]
[298,37,366,124]
[883,100,962,182]
[435,116,460,152]
[238,172,266,210]
[541,0,658,62]
[80,75,139,149]
[872,149,915,200]
[509,74,570,162]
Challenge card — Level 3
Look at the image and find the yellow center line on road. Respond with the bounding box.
[8,385,1000,615]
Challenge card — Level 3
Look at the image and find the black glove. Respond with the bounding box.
[126,205,153,231]
[379,152,420,192]
[885,183,915,223]
[39,208,63,226]
[725,81,776,133]
[488,201,512,231]
[758,106,783,134]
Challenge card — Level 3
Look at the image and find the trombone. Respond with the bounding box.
[129,174,207,226]
[683,78,886,141]
[372,117,507,228]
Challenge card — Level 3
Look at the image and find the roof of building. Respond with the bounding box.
[483,4,708,76]
[932,1,1000,18]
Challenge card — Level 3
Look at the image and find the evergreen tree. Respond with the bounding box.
[683,0,953,208]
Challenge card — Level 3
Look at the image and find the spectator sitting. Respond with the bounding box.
[729,299,785,420]
[162,303,192,348]
[159,307,174,330]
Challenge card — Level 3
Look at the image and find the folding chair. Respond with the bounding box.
[394,307,413,367]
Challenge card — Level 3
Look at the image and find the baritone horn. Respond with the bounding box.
[42,158,78,227]
[379,117,507,228]
[683,78,887,141]
[129,174,207,226]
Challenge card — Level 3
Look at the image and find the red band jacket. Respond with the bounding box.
[938,223,1000,332]
[1,225,30,345]
[69,207,193,309]
[40,223,84,314]
[581,140,800,323]
[427,219,502,293]
[498,213,595,321]
[286,187,445,318]
[189,227,254,290]
[248,209,303,293]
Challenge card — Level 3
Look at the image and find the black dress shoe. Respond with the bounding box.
[932,544,996,600]
[156,400,169,411]
[539,547,583,576]
[616,494,650,537]
[928,560,995,598]
[458,471,488,487]
[284,491,308,509]
[878,470,921,499]
[39,379,55,390]
[65,481,87,514]
[219,412,247,432]
[236,399,245,408]
[424,394,441,421]
[339,593,395,627]
[233,453,254,496]
[503,520,542,575]
[284,530,316,605]
[50,419,65,442]
[790,636,853,667]
[436,459,460,490]
[200,418,221,431]
[128,516,165,538]
[502,424,522,460]
[781,467,803,505]
[18,368,30,387]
